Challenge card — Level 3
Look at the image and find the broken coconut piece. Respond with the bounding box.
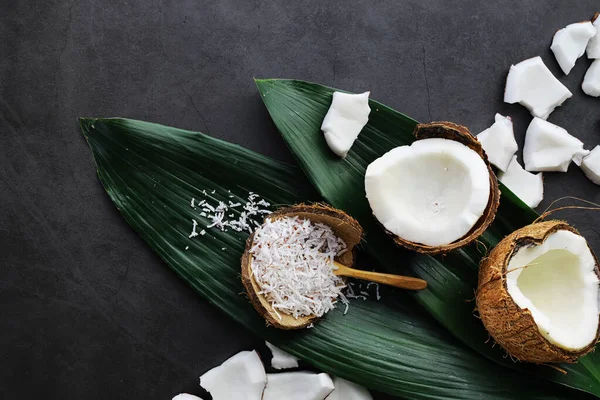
[504,56,572,120]
[365,122,500,254]
[326,377,373,400]
[263,372,335,400]
[476,114,518,171]
[172,395,203,400]
[551,21,597,74]
[587,13,600,58]
[199,350,266,400]
[498,156,544,209]
[265,342,300,370]
[583,59,600,96]
[321,91,371,158]
[477,221,600,363]
[523,117,587,172]
[580,145,600,185]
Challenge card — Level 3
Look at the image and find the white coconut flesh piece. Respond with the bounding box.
[580,145,600,185]
[265,342,300,370]
[365,138,490,247]
[523,117,588,172]
[199,350,266,400]
[551,21,597,74]
[325,377,373,400]
[504,56,572,120]
[476,113,518,172]
[262,372,335,400]
[586,14,600,58]
[583,59,600,97]
[172,395,203,400]
[506,230,599,350]
[321,91,371,158]
[498,156,543,209]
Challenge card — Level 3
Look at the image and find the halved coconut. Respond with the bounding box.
[477,221,600,363]
[504,56,572,120]
[523,118,588,172]
[498,156,544,209]
[551,21,596,75]
[583,59,600,97]
[265,341,300,370]
[365,122,500,254]
[241,204,363,329]
[199,350,266,400]
[580,145,600,185]
[586,13,600,58]
[326,377,373,400]
[263,372,335,400]
[476,113,518,172]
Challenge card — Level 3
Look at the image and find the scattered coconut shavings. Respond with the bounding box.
[190,198,195,208]
[250,216,348,319]
[189,219,199,238]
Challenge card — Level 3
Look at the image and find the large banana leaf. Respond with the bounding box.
[256,79,600,397]
[81,117,590,400]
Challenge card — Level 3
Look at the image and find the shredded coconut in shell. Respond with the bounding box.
[250,216,348,319]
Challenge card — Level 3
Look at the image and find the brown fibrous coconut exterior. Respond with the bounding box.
[241,203,363,330]
[476,220,600,363]
[383,121,500,255]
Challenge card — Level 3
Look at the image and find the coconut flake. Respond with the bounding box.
[587,14,600,58]
[263,372,334,400]
[476,114,518,171]
[265,342,300,370]
[498,156,544,208]
[551,21,596,74]
[250,217,348,319]
[583,59,600,96]
[326,377,373,400]
[580,145,600,185]
[199,350,266,400]
[321,91,371,158]
[189,219,199,238]
[504,56,572,120]
[523,118,586,172]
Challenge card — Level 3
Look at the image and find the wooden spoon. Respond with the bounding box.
[241,203,428,330]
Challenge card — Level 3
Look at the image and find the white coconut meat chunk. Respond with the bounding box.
[265,342,299,370]
[263,372,334,400]
[551,21,597,74]
[172,395,203,400]
[321,91,371,158]
[506,230,599,351]
[504,56,572,120]
[587,14,600,58]
[476,113,518,171]
[199,350,266,400]
[580,145,600,185]
[583,59,600,96]
[365,138,490,247]
[498,156,543,208]
[326,377,373,400]
[523,117,587,172]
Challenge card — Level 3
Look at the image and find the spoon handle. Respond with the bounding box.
[334,262,427,291]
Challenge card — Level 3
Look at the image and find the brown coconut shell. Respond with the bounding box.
[241,203,363,330]
[476,220,600,363]
[382,121,500,255]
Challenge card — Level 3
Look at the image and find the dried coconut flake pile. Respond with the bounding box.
[250,216,349,319]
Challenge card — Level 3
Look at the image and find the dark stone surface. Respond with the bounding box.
[2,0,600,398]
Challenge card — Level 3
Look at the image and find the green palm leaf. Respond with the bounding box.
[256,78,600,397]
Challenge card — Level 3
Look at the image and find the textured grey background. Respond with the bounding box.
[2,0,600,399]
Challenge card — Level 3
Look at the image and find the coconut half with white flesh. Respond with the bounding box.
[199,350,266,400]
[263,372,335,400]
[498,156,544,209]
[265,341,300,370]
[580,145,600,185]
[321,91,371,158]
[504,56,572,120]
[241,204,363,329]
[583,59,600,96]
[326,377,373,400]
[476,114,518,172]
[365,122,500,254]
[587,13,600,58]
[477,220,600,363]
[551,21,597,75]
[523,118,588,172]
